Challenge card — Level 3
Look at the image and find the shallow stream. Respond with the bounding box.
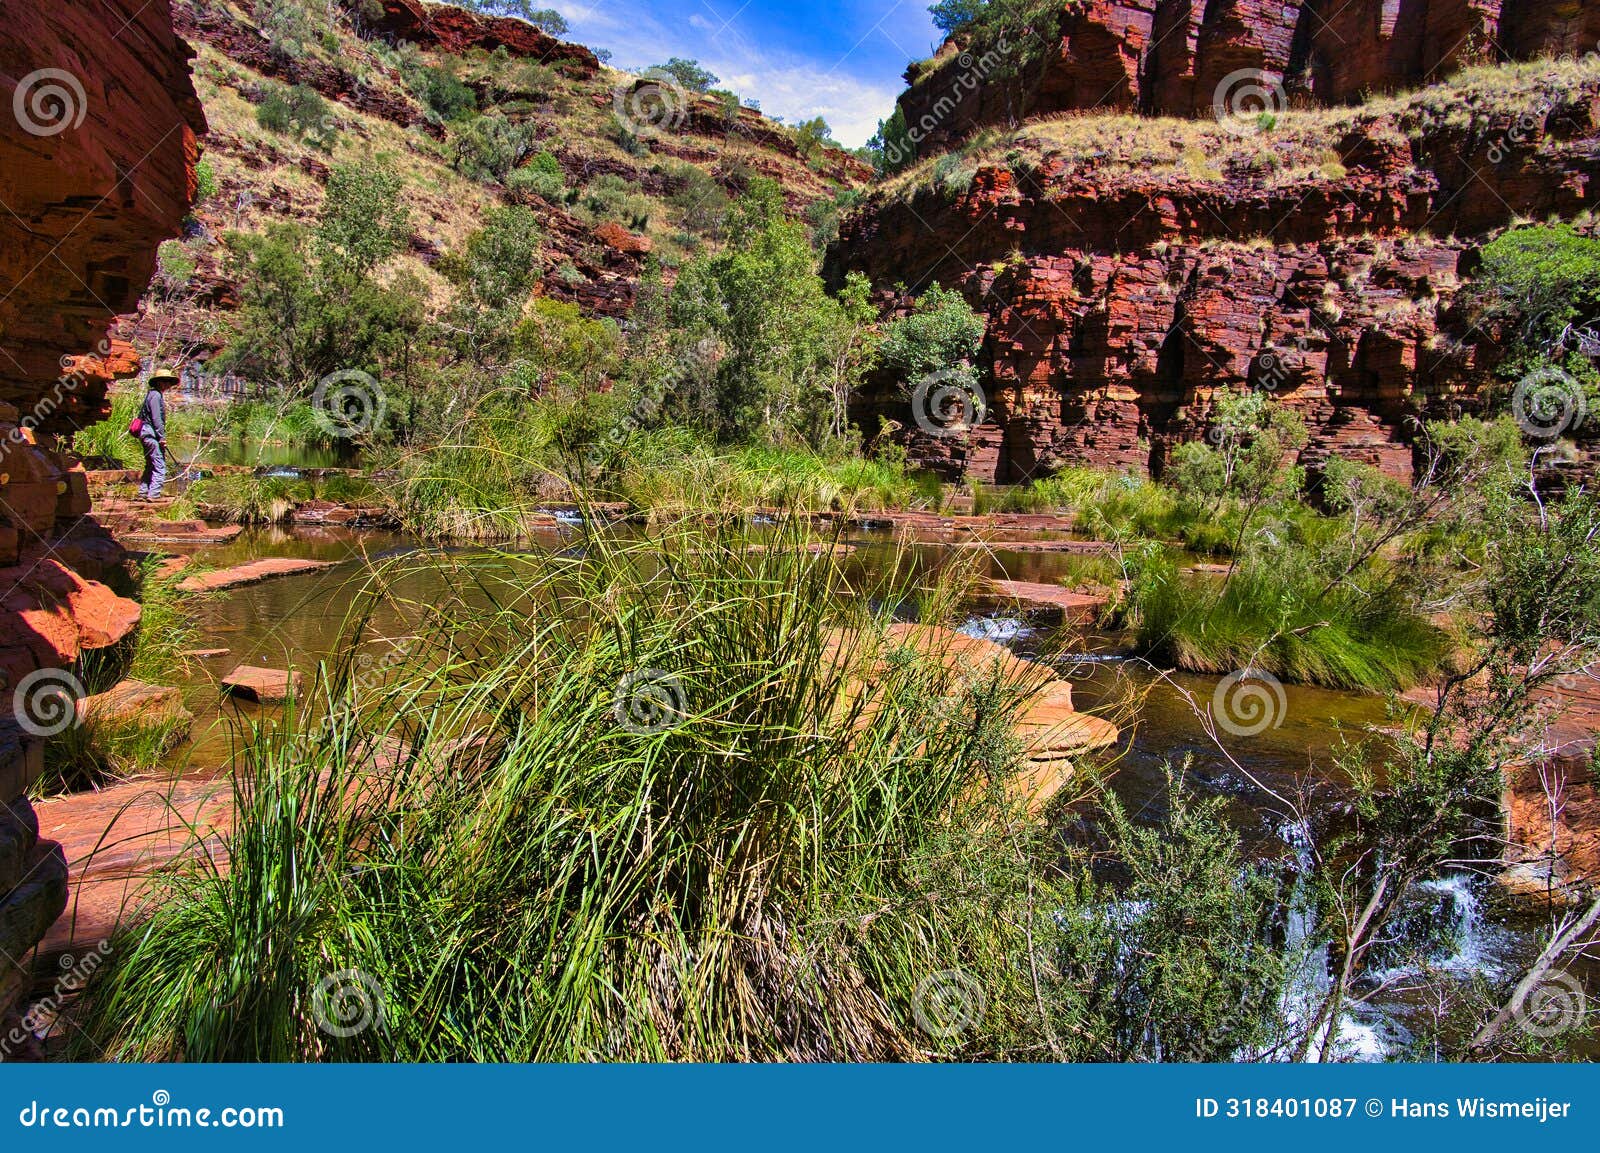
[151,516,1595,1060]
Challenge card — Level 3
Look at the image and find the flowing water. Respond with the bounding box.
[151,516,1595,1060]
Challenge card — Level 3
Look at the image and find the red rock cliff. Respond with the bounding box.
[835,61,1600,482]
[0,0,201,1040]
[901,1,1600,156]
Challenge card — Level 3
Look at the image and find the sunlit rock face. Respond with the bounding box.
[833,2,1600,484]
[0,0,201,1030]
[0,0,205,431]
[899,1,1600,156]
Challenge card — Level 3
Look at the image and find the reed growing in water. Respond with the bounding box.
[71,520,1073,1060]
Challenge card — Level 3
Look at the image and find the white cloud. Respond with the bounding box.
[561,3,902,146]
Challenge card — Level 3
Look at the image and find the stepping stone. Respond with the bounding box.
[953,539,1114,554]
[221,665,302,703]
[985,579,1108,621]
[78,680,193,741]
[177,557,335,593]
[743,542,857,557]
[121,522,243,545]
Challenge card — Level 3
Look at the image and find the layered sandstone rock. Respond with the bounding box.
[900,0,1600,156]
[833,65,1600,482]
[0,1,205,427]
[363,0,599,74]
[0,0,198,1037]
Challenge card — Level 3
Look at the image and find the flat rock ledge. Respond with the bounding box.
[178,557,336,593]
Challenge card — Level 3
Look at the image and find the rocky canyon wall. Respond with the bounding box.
[901,1,1600,157]
[0,0,201,1042]
[836,52,1600,483]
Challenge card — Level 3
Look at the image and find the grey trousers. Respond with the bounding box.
[137,431,167,498]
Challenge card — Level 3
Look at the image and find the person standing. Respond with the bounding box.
[133,367,179,501]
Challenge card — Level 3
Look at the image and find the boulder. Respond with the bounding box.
[221,666,302,703]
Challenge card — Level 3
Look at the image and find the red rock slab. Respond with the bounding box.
[221,666,303,703]
[743,542,858,557]
[79,680,192,735]
[985,580,1108,621]
[120,523,243,545]
[33,776,233,965]
[1402,674,1599,896]
[0,556,142,667]
[177,557,335,593]
[954,539,1115,554]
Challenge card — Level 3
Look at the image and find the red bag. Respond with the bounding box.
[128,417,144,436]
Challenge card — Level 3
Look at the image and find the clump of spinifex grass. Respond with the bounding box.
[71,518,1068,1061]
[1128,550,1447,692]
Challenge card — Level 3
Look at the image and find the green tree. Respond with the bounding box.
[1465,223,1600,398]
[463,1,569,33]
[315,162,411,279]
[793,116,836,159]
[878,282,985,390]
[865,106,915,174]
[928,0,986,35]
[218,160,426,419]
[668,179,866,444]
[442,206,544,366]
[652,57,719,92]
[452,115,541,183]
[255,83,337,150]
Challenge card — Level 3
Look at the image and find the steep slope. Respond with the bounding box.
[131,0,871,366]
[833,53,1600,483]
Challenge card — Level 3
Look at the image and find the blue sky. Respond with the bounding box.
[556,0,944,147]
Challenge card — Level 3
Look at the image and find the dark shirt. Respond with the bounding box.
[140,388,167,440]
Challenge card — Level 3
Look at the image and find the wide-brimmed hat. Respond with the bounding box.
[148,366,181,387]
